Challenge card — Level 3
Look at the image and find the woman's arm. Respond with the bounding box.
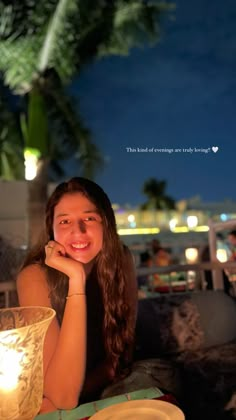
[17,242,87,410]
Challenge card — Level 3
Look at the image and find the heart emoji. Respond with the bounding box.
[212,146,219,153]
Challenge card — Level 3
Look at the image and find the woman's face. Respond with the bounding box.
[53,192,103,266]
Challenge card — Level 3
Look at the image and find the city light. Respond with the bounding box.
[118,227,160,235]
[187,215,198,229]
[185,248,199,263]
[24,148,41,181]
[169,218,178,231]
[127,214,135,223]
[216,249,228,263]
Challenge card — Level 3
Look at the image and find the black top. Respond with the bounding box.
[85,272,105,374]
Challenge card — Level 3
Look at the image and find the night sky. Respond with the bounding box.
[69,0,236,206]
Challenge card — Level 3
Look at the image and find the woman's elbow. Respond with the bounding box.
[49,389,80,410]
[59,399,78,411]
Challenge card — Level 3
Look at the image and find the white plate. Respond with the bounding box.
[89,399,185,420]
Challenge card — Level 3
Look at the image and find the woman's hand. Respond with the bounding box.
[45,240,86,288]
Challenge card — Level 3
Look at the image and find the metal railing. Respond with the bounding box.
[1,261,236,308]
[0,281,18,308]
[136,260,236,292]
[0,241,26,308]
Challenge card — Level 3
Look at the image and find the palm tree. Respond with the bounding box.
[141,177,175,210]
[0,0,174,244]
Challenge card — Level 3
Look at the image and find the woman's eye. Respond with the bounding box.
[84,216,96,222]
[59,219,70,225]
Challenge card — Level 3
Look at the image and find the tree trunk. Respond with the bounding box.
[27,159,49,247]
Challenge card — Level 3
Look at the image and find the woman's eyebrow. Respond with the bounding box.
[55,213,69,218]
[55,209,100,218]
[83,209,99,214]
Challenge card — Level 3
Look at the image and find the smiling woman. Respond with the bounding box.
[16,177,138,413]
[52,193,103,269]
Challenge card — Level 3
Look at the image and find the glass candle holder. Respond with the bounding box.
[0,306,55,420]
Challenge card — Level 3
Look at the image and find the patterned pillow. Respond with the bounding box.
[135,293,205,360]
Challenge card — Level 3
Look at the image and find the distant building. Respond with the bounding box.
[1,181,236,254]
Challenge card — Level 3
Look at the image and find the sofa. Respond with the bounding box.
[102,290,236,420]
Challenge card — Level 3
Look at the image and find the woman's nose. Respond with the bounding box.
[72,220,86,234]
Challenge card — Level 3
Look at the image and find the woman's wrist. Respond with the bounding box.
[68,276,86,294]
[67,287,86,296]
[66,292,86,299]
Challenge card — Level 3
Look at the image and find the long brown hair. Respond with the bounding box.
[22,177,134,375]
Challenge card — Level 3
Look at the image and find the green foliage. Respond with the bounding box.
[98,1,172,56]
[0,0,174,92]
[0,91,24,179]
[0,0,81,91]
[0,0,174,181]
[40,70,105,178]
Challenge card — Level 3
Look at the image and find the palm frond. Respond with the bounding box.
[0,0,80,91]
[97,1,174,56]
[0,124,24,180]
[0,0,174,90]
[142,177,175,209]
[38,71,105,177]
[37,0,79,77]
[0,141,24,179]
[0,36,41,92]
[75,139,105,179]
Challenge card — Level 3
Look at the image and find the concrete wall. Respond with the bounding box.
[0,181,28,246]
[0,181,57,247]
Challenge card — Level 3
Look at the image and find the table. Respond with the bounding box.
[36,387,166,419]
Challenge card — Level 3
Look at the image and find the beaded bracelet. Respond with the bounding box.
[66,293,86,299]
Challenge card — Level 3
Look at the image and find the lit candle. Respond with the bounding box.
[0,306,55,420]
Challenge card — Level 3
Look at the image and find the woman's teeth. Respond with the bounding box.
[71,243,89,249]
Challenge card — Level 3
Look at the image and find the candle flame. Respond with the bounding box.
[0,348,23,392]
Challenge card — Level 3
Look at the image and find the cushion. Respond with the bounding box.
[134,293,204,360]
[191,291,236,347]
[134,291,236,361]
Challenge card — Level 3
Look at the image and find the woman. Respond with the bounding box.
[17,177,137,412]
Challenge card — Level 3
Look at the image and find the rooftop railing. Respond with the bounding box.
[1,261,236,308]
